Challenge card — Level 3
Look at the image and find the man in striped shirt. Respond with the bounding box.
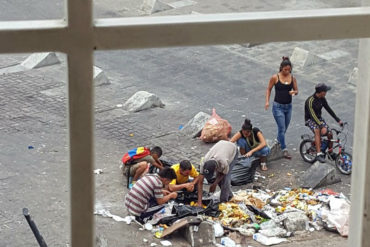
[304,83,343,163]
[124,167,177,222]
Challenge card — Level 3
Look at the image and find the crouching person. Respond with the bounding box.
[197,140,238,206]
[123,146,164,188]
[168,160,202,193]
[230,118,270,171]
[124,167,177,223]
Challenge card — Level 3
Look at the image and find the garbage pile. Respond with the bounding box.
[107,188,350,246]
[205,188,350,246]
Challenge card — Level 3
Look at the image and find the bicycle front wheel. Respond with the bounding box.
[335,152,352,175]
[299,139,317,163]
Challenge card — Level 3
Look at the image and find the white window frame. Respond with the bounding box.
[1,0,369,246]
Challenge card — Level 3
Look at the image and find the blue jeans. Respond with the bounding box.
[272,102,292,150]
[237,138,270,157]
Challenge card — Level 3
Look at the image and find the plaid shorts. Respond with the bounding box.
[306,118,328,132]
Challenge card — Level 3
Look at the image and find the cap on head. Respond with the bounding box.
[202,160,217,182]
[315,83,331,93]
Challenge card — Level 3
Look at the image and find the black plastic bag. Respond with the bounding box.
[231,157,260,186]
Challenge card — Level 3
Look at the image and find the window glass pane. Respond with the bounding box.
[0,0,64,21]
[93,0,361,19]
[0,52,70,245]
[94,39,355,244]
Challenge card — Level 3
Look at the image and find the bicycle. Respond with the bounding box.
[299,122,352,175]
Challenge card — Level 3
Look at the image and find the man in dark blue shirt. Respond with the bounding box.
[304,83,343,162]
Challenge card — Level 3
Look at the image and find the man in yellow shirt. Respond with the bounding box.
[169,160,201,192]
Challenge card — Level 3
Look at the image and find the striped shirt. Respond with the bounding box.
[124,174,163,216]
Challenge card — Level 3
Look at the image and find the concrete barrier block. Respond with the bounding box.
[283,211,309,232]
[182,221,215,247]
[93,66,110,86]
[266,140,284,161]
[348,67,358,86]
[300,162,341,189]
[124,91,165,112]
[141,0,173,14]
[181,112,211,138]
[290,47,325,68]
[21,52,60,69]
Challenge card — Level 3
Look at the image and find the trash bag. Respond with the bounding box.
[157,200,220,225]
[200,108,232,143]
[149,159,175,174]
[231,157,260,186]
[175,190,212,205]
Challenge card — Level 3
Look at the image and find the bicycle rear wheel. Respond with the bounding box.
[299,139,317,163]
[335,152,352,175]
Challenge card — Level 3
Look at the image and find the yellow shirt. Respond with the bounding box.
[170,163,199,185]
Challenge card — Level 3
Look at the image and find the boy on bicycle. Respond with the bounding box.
[304,83,343,163]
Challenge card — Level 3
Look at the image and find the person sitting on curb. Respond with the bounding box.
[168,160,202,193]
[123,146,164,188]
[230,118,270,171]
[125,167,177,224]
[197,140,238,206]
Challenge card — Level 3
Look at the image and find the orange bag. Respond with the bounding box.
[200,108,232,143]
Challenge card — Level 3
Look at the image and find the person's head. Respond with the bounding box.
[315,83,331,98]
[279,56,292,75]
[241,118,253,138]
[150,146,162,159]
[179,160,192,176]
[158,167,177,185]
[202,160,217,182]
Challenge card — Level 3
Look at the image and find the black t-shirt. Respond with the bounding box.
[239,127,261,147]
[274,75,293,104]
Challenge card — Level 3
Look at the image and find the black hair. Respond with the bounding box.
[279,56,292,72]
[151,146,162,157]
[242,118,253,131]
[179,160,192,171]
[158,167,177,180]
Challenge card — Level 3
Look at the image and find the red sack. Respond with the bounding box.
[200,108,232,143]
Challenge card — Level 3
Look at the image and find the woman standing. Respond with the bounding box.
[265,57,298,159]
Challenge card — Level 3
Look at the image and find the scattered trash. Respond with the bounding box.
[220,237,236,247]
[94,169,103,174]
[160,240,172,246]
[129,133,134,137]
[94,208,133,224]
[213,222,224,237]
[143,238,148,243]
[287,172,292,176]
[145,222,154,231]
[150,243,158,247]
[253,233,288,245]
[116,104,123,108]
[28,145,34,150]
[178,125,184,130]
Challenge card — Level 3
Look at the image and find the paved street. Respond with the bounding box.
[0,0,359,246]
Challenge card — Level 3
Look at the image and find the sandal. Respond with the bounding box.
[261,163,268,171]
[283,150,292,160]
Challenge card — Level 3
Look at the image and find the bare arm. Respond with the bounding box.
[152,157,164,170]
[169,183,192,192]
[245,132,267,156]
[209,172,225,193]
[156,192,177,205]
[265,75,276,110]
[289,76,299,95]
[229,131,242,143]
[197,175,204,206]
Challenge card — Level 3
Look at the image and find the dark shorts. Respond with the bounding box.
[306,118,328,132]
